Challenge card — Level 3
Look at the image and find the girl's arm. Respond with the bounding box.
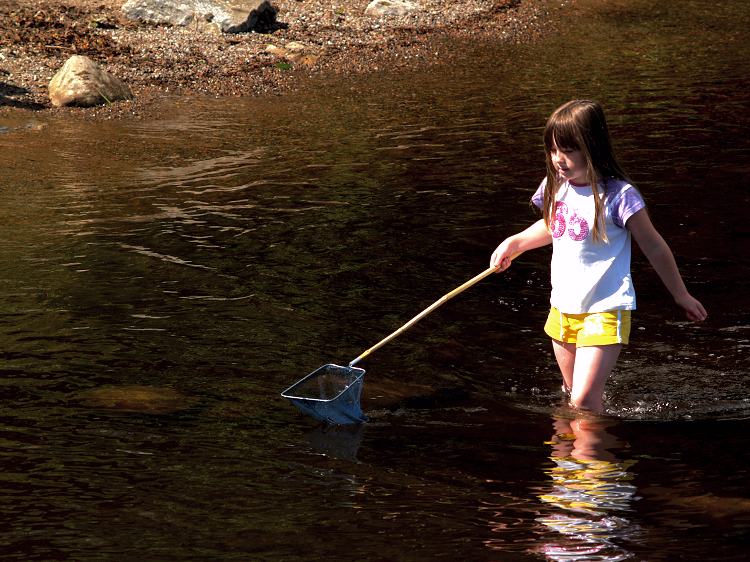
[490,218,552,271]
[626,208,708,322]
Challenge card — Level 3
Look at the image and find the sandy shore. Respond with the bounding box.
[0,0,562,119]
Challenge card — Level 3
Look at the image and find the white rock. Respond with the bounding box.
[121,0,195,26]
[121,0,277,33]
[364,0,420,17]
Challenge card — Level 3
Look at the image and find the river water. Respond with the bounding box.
[1,0,749,560]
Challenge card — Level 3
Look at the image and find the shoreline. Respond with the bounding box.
[1,0,563,121]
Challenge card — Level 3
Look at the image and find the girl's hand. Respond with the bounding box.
[675,292,708,322]
[490,240,515,272]
[628,210,708,323]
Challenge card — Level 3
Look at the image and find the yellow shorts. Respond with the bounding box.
[544,307,631,347]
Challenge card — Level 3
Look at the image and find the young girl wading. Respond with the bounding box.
[491,100,707,412]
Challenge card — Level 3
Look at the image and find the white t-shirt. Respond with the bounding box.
[532,178,646,313]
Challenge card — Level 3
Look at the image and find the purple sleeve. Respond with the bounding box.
[613,185,646,228]
[531,178,546,209]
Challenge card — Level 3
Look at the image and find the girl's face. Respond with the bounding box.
[550,141,588,185]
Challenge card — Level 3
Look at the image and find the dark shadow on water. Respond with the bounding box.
[385,386,474,411]
[306,424,365,462]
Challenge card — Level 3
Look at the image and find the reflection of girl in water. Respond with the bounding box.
[536,414,638,561]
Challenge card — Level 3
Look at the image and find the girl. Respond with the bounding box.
[490,100,707,412]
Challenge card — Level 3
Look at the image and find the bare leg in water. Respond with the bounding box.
[551,340,622,412]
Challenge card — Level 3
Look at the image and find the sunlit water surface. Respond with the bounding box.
[1,0,749,559]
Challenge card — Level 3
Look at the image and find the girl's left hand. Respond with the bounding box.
[676,293,708,322]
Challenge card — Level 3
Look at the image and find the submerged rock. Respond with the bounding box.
[121,0,278,34]
[48,55,133,107]
[77,385,194,414]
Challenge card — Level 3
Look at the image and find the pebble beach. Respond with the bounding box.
[0,0,560,119]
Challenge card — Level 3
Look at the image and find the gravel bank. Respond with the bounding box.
[0,0,562,119]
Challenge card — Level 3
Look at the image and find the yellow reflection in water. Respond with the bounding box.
[536,414,638,562]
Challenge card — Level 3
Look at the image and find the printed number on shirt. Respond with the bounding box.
[552,201,589,241]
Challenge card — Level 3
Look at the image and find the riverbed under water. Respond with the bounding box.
[1,0,749,560]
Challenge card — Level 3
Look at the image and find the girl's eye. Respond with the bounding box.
[550,146,576,155]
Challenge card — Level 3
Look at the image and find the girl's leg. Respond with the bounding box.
[551,339,576,393]
[569,345,622,411]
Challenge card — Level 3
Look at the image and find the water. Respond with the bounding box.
[1,0,749,559]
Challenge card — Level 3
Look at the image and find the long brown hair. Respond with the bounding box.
[542,100,629,243]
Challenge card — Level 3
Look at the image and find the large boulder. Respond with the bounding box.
[121,0,278,33]
[48,55,133,107]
